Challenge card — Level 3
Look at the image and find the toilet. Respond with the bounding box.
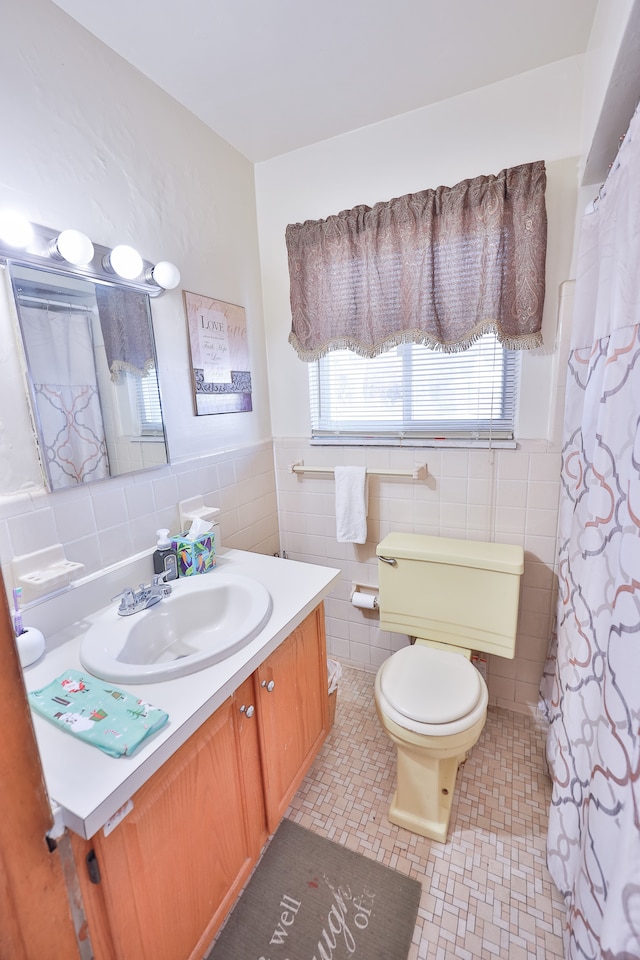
[374,532,524,842]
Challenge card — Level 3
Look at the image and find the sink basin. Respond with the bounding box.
[79,572,272,683]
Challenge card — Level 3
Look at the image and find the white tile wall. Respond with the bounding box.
[1,426,566,717]
[0,440,280,601]
[273,437,564,715]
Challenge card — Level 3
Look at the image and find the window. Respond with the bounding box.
[290,164,544,445]
[309,332,519,444]
[115,366,164,438]
[135,367,164,435]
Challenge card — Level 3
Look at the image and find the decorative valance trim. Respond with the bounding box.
[107,357,156,383]
[288,321,543,362]
[287,161,547,361]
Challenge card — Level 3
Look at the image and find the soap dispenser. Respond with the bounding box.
[153,529,178,581]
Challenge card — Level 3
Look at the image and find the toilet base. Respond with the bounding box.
[387,748,464,843]
[375,699,487,843]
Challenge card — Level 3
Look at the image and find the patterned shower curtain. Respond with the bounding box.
[540,103,640,960]
[21,305,110,487]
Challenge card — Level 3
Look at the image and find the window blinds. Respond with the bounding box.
[309,333,520,442]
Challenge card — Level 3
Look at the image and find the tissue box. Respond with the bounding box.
[171,532,216,576]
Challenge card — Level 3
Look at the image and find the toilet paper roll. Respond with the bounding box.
[351,591,378,610]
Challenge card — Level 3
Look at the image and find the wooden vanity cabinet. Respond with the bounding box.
[71,674,263,960]
[69,604,328,960]
[255,604,329,832]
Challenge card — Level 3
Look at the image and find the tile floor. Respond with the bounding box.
[285,664,567,960]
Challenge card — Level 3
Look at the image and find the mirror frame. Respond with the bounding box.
[0,221,172,492]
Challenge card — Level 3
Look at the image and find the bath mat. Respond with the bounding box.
[207,818,421,960]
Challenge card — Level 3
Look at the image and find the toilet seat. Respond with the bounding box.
[376,644,487,737]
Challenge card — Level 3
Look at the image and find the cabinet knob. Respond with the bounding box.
[239,704,255,718]
[261,679,275,693]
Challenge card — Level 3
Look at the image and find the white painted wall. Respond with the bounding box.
[0,0,636,711]
[254,8,640,708]
[256,56,584,443]
[0,0,271,467]
[254,57,585,711]
[581,0,637,176]
[0,0,279,598]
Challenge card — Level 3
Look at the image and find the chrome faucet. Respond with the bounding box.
[113,572,173,617]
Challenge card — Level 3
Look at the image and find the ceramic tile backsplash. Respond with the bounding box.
[7,505,59,553]
[274,438,563,715]
[51,489,95,542]
[152,473,180,511]
[2,428,564,716]
[90,483,128,530]
[123,482,154,521]
[0,439,280,601]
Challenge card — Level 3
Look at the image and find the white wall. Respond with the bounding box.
[0,0,271,463]
[581,0,638,181]
[257,55,584,442]
[1,0,636,712]
[0,0,279,597]
[255,57,584,712]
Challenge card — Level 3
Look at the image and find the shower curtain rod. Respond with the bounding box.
[15,293,96,313]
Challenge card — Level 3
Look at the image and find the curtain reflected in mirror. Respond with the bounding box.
[8,264,168,491]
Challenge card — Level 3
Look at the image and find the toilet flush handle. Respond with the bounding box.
[378,556,397,565]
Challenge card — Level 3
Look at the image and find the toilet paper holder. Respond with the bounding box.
[350,582,379,611]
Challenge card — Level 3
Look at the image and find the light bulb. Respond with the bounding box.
[151,261,181,290]
[106,244,144,280]
[0,211,33,249]
[53,229,94,266]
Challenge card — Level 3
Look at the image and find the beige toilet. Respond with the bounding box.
[374,532,524,842]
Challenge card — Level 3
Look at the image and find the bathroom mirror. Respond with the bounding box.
[7,262,169,491]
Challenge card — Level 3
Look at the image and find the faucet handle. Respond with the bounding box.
[152,571,173,596]
[111,587,136,613]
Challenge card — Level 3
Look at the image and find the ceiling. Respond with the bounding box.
[52,0,598,163]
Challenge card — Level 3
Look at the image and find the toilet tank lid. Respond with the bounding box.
[376,533,524,575]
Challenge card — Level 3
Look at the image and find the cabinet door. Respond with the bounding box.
[90,698,256,960]
[256,605,329,832]
[233,674,267,858]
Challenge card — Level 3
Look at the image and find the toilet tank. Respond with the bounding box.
[376,533,524,658]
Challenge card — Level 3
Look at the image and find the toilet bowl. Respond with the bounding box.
[374,532,524,843]
[374,644,488,842]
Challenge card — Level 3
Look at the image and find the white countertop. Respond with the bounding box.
[23,550,340,840]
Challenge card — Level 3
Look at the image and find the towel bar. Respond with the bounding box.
[288,461,427,480]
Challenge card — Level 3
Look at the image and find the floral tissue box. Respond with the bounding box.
[171,532,216,576]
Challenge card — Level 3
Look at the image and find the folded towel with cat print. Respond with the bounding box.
[29,669,168,758]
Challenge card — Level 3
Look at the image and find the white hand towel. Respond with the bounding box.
[335,466,368,544]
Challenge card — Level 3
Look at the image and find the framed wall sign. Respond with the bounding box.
[183,291,252,416]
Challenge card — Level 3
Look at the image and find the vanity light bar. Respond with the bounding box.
[0,215,180,297]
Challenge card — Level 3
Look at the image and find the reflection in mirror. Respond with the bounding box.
[9,264,168,491]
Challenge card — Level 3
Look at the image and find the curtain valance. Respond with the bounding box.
[95,286,154,381]
[286,161,547,360]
